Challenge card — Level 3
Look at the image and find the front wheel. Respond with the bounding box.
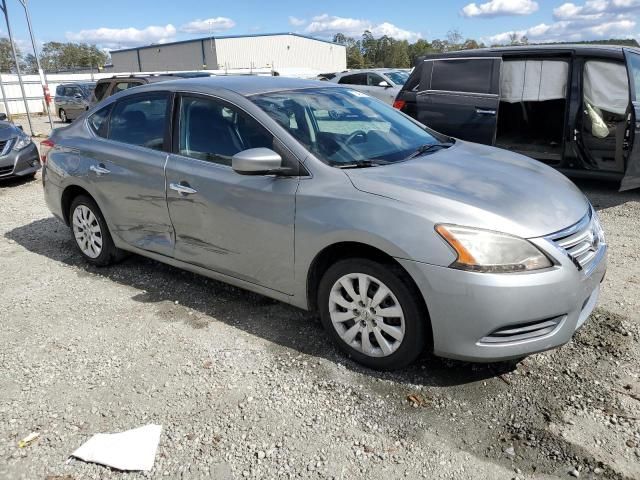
[59,108,68,123]
[318,258,426,370]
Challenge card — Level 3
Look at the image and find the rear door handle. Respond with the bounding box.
[475,108,497,116]
[169,182,197,195]
[89,164,110,176]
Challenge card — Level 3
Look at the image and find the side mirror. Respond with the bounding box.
[232,148,286,175]
[378,80,391,88]
[17,124,23,131]
[74,93,83,99]
[0,113,7,121]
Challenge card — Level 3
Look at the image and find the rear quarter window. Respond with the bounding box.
[88,104,113,138]
[430,59,499,94]
[93,82,110,102]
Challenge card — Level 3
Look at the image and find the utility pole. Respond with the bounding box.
[18,0,53,129]
[0,0,34,135]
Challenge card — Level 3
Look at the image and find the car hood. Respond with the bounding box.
[344,140,589,239]
[0,122,17,141]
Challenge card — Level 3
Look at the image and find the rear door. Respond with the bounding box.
[416,57,502,145]
[83,92,175,256]
[622,49,640,190]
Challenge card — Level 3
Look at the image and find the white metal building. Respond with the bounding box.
[110,33,347,74]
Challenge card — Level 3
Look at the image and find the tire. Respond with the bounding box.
[318,258,426,370]
[59,108,68,123]
[69,195,123,266]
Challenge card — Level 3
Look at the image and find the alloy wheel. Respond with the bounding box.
[328,273,405,357]
[72,205,103,259]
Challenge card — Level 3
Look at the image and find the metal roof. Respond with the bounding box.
[111,33,343,54]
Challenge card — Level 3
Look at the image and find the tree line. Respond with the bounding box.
[0,39,109,74]
[334,30,640,69]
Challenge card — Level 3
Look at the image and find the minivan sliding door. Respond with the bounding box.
[417,57,501,145]
[622,49,640,191]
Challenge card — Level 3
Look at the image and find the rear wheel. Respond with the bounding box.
[69,195,122,266]
[59,108,68,123]
[318,258,426,370]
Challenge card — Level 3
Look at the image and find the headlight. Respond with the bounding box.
[13,131,33,151]
[435,224,552,273]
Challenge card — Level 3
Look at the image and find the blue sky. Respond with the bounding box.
[5,0,640,52]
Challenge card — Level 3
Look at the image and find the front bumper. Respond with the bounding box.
[0,143,40,180]
[398,240,607,362]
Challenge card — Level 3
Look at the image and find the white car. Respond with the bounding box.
[326,69,410,105]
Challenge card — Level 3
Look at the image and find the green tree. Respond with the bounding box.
[0,38,21,73]
[408,39,433,64]
[40,42,108,72]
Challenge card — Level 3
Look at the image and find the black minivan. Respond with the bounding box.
[394,45,640,191]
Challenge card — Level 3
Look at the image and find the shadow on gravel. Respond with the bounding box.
[0,174,38,189]
[5,216,516,388]
[575,178,640,211]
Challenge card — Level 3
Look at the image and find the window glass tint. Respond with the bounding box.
[386,71,409,86]
[88,104,113,138]
[94,82,110,101]
[252,88,442,166]
[367,74,385,86]
[109,94,168,150]
[56,86,64,96]
[113,82,139,95]
[178,95,273,166]
[431,59,497,94]
[338,73,366,85]
[626,52,640,101]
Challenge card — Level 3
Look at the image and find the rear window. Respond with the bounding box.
[94,82,110,102]
[430,59,499,94]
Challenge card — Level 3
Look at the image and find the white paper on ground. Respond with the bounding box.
[71,424,162,471]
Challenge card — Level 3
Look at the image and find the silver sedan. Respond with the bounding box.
[41,77,607,370]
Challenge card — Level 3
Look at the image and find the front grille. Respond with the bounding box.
[0,139,10,156]
[479,315,565,344]
[0,164,13,176]
[547,208,605,274]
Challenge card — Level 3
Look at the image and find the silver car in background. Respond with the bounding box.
[325,69,409,105]
[41,77,607,370]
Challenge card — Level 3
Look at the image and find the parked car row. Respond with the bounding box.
[41,75,607,370]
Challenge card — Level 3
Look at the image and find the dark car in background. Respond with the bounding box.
[394,45,640,190]
[54,82,95,123]
[0,119,39,180]
[90,74,179,105]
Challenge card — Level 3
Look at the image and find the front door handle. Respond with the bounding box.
[475,108,497,116]
[169,182,197,195]
[89,164,110,176]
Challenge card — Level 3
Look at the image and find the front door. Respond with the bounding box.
[622,49,640,191]
[365,73,396,104]
[165,93,298,294]
[82,92,175,256]
[416,57,502,145]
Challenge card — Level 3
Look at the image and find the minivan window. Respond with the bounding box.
[94,82,110,102]
[109,93,168,150]
[431,59,498,94]
[88,104,113,138]
[252,87,444,166]
[626,51,640,101]
[178,95,273,166]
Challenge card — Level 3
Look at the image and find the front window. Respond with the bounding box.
[251,87,446,166]
[385,71,409,86]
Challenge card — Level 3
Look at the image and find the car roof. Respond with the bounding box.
[129,76,340,96]
[417,44,638,62]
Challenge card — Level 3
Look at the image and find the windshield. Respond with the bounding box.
[385,71,409,85]
[251,88,446,166]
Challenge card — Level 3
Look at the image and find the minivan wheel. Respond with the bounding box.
[59,108,68,123]
[318,258,425,370]
[69,195,122,266]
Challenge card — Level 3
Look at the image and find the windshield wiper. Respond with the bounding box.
[404,142,454,160]
[335,160,387,169]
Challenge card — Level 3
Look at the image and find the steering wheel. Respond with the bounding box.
[345,130,367,145]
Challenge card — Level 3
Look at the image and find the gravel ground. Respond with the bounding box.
[0,173,638,480]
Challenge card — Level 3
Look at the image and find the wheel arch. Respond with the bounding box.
[306,241,431,330]
[61,184,98,226]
